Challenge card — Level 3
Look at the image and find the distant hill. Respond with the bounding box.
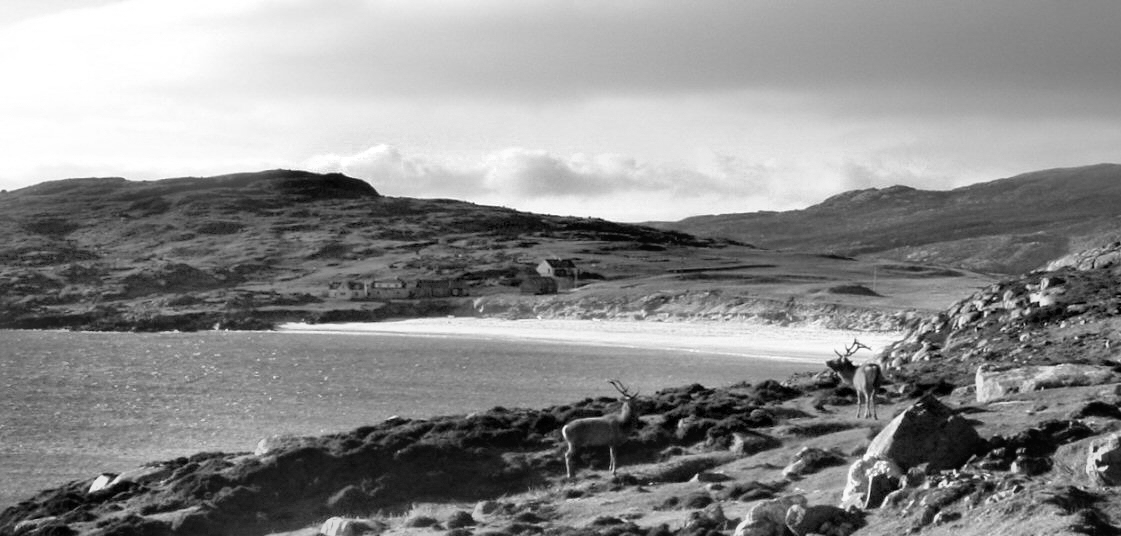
[649,164,1121,274]
[0,169,994,331]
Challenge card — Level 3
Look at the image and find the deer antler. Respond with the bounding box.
[607,379,637,398]
[835,339,870,359]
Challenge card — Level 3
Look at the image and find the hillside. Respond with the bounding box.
[651,164,1121,275]
[0,170,990,331]
[6,256,1121,535]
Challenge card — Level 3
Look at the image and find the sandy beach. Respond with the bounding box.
[278,318,902,364]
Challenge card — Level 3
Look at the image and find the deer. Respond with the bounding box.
[824,339,883,419]
[561,380,639,478]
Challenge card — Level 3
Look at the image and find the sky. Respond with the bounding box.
[1,1,1119,222]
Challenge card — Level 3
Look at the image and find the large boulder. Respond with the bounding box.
[976,364,1120,403]
[865,395,984,472]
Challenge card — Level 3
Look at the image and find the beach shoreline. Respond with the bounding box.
[278,318,902,364]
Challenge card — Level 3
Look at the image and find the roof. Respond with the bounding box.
[542,259,576,268]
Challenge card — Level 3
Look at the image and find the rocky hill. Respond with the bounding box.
[651,164,1121,275]
[0,170,990,332]
[5,247,1121,535]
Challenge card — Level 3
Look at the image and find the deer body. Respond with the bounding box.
[825,340,883,419]
[562,380,638,478]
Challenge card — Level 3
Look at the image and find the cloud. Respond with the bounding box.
[305,145,837,220]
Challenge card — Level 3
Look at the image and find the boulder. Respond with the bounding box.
[785,504,859,536]
[840,455,902,509]
[87,473,116,495]
[976,364,1120,402]
[864,395,984,472]
[445,511,476,529]
[320,517,383,536]
[1086,433,1121,486]
[732,494,806,536]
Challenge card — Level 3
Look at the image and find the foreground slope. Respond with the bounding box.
[653,164,1121,274]
[5,251,1121,535]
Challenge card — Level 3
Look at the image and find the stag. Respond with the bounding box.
[561,380,639,478]
[825,339,883,419]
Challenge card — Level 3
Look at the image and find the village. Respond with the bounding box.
[326,258,580,300]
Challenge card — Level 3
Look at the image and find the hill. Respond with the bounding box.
[650,164,1121,275]
[0,170,991,331]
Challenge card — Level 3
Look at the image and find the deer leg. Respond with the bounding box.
[565,445,575,478]
[856,391,866,419]
[869,392,877,420]
[609,446,617,475]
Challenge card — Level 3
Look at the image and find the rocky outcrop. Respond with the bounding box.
[1047,241,1121,271]
[976,364,1120,403]
[878,262,1121,386]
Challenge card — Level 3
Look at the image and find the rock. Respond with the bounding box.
[13,517,63,536]
[976,364,1120,403]
[685,503,728,531]
[87,473,115,494]
[785,504,856,536]
[326,485,370,514]
[254,434,311,456]
[1011,455,1051,476]
[840,455,902,509]
[730,431,781,456]
[320,517,383,536]
[445,511,476,529]
[733,494,806,536]
[783,446,846,478]
[691,471,733,483]
[107,464,173,489]
[473,500,502,519]
[1086,433,1121,486]
[864,394,984,472]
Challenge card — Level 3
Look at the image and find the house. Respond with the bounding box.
[327,280,368,300]
[537,259,577,279]
[369,278,410,299]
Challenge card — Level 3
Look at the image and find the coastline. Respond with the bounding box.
[277,318,903,364]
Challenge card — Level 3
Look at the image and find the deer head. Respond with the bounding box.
[825,339,870,376]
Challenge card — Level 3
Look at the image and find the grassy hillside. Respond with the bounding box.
[0,170,990,330]
[652,164,1121,274]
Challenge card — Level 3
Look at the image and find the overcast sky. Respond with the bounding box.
[1,1,1119,221]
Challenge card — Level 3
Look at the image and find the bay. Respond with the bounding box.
[0,328,819,507]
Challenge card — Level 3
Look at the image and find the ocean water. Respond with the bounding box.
[0,329,817,507]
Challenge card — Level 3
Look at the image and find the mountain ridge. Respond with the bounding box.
[652,163,1121,274]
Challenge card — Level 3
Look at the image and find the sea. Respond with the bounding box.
[0,328,821,507]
